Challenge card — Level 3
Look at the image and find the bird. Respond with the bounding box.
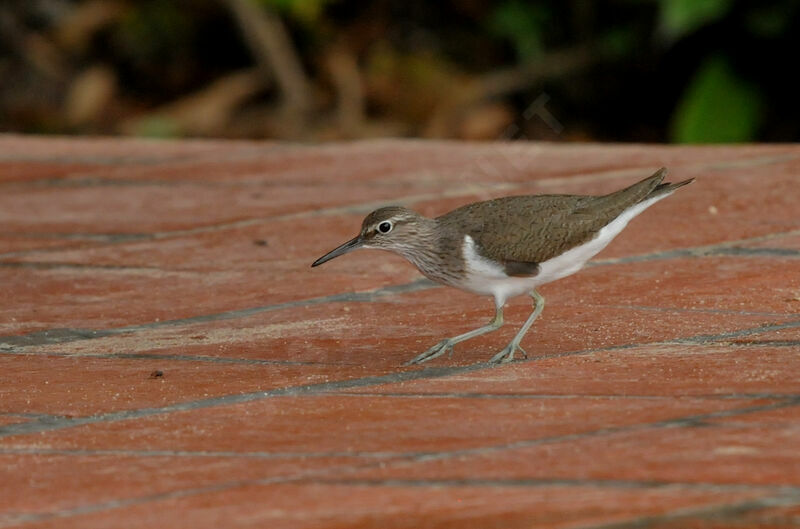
[311,168,693,365]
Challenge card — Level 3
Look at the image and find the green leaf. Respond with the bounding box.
[659,0,731,39]
[489,1,549,61]
[670,56,763,143]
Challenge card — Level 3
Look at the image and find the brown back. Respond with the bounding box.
[437,168,669,267]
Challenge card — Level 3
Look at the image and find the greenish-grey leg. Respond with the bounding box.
[404,305,504,366]
[489,289,544,364]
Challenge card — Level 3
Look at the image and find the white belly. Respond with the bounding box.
[459,193,670,306]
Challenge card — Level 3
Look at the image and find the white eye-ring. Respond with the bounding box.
[377,221,393,234]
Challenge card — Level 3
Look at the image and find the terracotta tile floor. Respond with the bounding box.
[1,135,799,528]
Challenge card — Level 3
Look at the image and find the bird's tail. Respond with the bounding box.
[585,167,693,217]
[613,167,694,202]
[646,173,695,200]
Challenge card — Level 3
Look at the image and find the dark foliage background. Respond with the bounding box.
[1,0,797,142]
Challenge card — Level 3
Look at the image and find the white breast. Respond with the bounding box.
[460,235,542,306]
[459,192,673,306]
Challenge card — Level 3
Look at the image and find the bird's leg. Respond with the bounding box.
[490,290,544,364]
[403,305,504,366]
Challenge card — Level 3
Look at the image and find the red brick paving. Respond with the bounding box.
[1,135,799,528]
[339,402,799,485]
[1,453,361,519]
[14,485,765,529]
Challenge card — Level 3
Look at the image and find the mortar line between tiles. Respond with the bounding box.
[352,397,800,469]
[1,391,795,461]
[0,454,406,528]
[0,435,490,529]
[1,319,799,439]
[0,363,485,439]
[1,439,796,529]
[138,399,796,526]
[670,320,800,345]
[2,451,797,498]
[291,477,800,496]
[0,278,438,348]
[520,319,800,365]
[4,226,800,350]
[1,383,793,459]
[569,493,800,529]
[589,228,800,266]
[2,149,799,259]
[2,314,797,368]
[541,319,800,354]
[710,247,800,257]
[724,340,800,348]
[331,391,800,401]
[586,304,787,317]
[0,349,355,367]
[3,241,799,273]
[3,413,798,529]
[4,400,800,488]
[2,400,798,527]
[0,181,518,258]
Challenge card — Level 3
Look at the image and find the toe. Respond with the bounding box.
[404,340,451,366]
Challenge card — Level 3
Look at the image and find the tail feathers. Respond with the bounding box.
[611,167,667,201]
[577,167,693,221]
[647,176,695,200]
[589,167,668,214]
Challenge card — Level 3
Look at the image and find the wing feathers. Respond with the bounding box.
[438,168,683,266]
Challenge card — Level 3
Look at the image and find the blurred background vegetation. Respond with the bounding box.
[1,0,798,143]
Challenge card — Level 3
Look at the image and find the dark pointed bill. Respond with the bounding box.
[311,236,363,267]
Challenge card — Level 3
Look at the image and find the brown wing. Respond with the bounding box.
[437,169,667,272]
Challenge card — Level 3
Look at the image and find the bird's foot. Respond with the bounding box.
[489,342,528,364]
[403,339,453,366]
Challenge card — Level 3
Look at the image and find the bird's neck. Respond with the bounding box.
[393,218,464,285]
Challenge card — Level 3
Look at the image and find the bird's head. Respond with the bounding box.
[311,206,430,267]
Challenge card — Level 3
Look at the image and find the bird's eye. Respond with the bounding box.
[377,221,393,234]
